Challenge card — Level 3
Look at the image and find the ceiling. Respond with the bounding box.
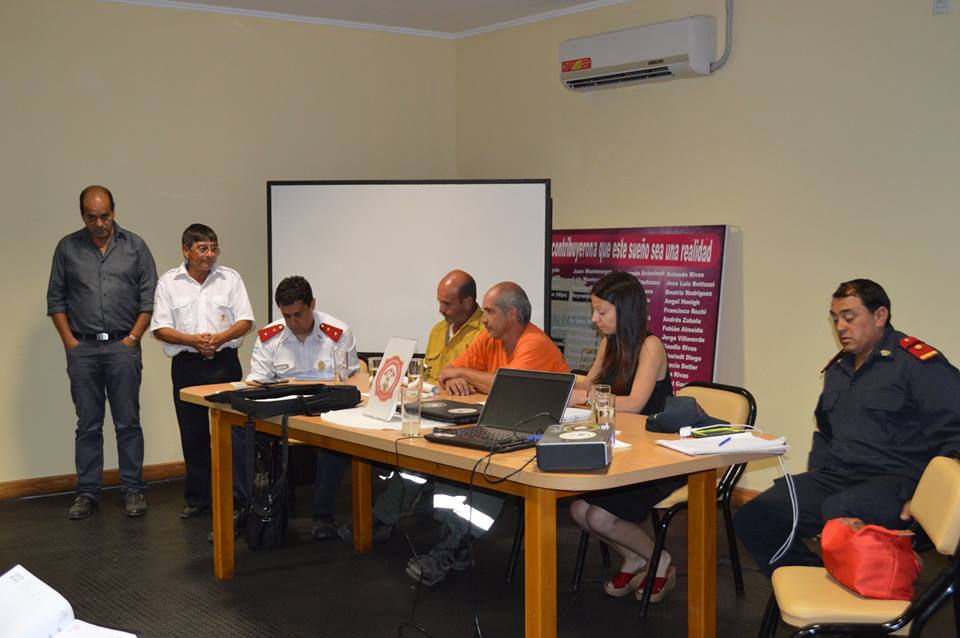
[112,0,629,37]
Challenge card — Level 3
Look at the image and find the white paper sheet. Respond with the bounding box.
[323,407,448,431]
[656,432,787,456]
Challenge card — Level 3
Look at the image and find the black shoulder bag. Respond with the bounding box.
[244,414,290,550]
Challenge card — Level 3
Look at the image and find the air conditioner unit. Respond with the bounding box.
[560,16,716,91]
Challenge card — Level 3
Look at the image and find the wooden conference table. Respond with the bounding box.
[182,381,771,638]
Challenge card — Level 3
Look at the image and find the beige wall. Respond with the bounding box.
[0,0,455,483]
[456,0,960,489]
[3,0,958,492]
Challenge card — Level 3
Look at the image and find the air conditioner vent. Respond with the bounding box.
[564,66,673,89]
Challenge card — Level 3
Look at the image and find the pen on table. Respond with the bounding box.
[718,436,732,447]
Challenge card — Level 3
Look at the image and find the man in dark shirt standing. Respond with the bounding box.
[47,185,158,520]
[735,278,960,576]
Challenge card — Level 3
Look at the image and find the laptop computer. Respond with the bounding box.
[424,368,576,452]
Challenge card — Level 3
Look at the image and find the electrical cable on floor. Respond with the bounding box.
[394,413,552,637]
[391,435,436,638]
[467,414,553,638]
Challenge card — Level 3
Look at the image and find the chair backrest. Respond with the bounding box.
[911,455,960,556]
[675,381,757,426]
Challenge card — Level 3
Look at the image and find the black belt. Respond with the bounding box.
[73,331,130,342]
[175,348,237,359]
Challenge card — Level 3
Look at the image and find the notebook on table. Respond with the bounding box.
[424,368,576,452]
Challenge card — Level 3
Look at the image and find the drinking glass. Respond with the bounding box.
[590,384,611,422]
[400,385,422,437]
[367,356,382,388]
[406,358,424,391]
[595,395,616,428]
[334,349,349,383]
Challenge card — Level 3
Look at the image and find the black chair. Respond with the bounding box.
[571,381,757,617]
[504,495,612,586]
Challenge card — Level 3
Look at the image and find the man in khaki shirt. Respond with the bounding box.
[423,269,483,385]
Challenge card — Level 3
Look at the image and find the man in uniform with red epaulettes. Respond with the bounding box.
[736,278,960,577]
[246,275,359,540]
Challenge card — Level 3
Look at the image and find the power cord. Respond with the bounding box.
[467,413,556,637]
[390,435,435,638]
[395,412,554,637]
[768,456,798,565]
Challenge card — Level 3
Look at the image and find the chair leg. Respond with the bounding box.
[722,496,746,596]
[638,510,672,619]
[571,530,590,591]
[953,574,960,637]
[599,540,611,567]
[757,592,779,638]
[505,504,524,584]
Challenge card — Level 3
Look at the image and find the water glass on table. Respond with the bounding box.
[595,396,616,428]
[406,358,424,391]
[400,385,422,437]
[334,349,349,382]
[590,384,611,422]
[367,356,382,388]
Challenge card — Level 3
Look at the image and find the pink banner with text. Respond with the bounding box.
[550,225,726,390]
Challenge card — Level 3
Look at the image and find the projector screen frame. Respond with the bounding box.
[266,179,553,353]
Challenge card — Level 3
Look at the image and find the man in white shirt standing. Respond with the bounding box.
[151,224,255,519]
[247,275,359,539]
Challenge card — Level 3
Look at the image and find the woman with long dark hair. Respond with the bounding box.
[569,271,683,603]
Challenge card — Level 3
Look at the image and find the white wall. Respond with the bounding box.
[3,0,958,493]
[0,0,456,483]
[455,0,960,489]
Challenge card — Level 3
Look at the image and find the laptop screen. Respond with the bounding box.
[478,369,576,434]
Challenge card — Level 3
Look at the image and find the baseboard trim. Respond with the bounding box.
[0,462,186,501]
[731,486,760,507]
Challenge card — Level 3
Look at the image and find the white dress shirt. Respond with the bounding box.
[150,263,255,357]
[246,310,359,383]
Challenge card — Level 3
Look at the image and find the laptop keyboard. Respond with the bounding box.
[454,426,524,444]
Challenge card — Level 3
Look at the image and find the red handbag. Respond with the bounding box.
[820,518,921,601]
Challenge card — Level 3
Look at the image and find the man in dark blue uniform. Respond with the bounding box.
[735,279,960,577]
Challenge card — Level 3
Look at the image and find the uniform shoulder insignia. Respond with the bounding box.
[821,351,842,373]
[899,335,939,361]
[319,322,343,343]
[258,324,284,343]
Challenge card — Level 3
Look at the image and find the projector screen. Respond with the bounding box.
[268,180,551,353]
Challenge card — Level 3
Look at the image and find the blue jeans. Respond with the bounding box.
[66,339,145,500]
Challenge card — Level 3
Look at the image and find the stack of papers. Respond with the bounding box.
[656,432,787,456]
[1,565,136,637]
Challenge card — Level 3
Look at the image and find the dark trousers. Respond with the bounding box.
[171,348,242,508]
[312,450,349,518]
[66,339,145,500]
[734,467,916,577]
[233,421,348,518]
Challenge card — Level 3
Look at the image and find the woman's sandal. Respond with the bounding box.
[602,568,648,597]
[634,565,677,603]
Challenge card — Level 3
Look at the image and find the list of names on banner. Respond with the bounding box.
[550,226,726,389]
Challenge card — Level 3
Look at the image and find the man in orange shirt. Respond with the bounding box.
[439,281,568,395]
[407,281,569,586]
